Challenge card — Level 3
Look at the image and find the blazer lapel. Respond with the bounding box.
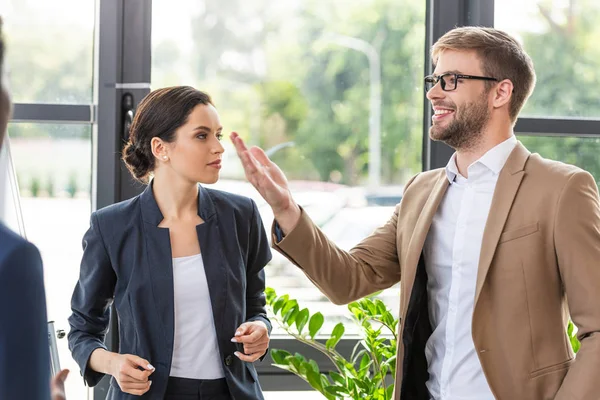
[196,185,229,339]
[474,142,530,306]
[140,184,175,349]
[402,171,448,307]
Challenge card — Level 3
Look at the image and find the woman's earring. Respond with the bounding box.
[163,156,168,160]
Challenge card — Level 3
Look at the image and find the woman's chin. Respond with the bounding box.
[196,174,220,185]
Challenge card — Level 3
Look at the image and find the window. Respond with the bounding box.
[518,135,600,183]
[7,123,92,400]
[495,0,600,118]
[1,0,95,104]
[152,0,425,335]
[2,1,97,398]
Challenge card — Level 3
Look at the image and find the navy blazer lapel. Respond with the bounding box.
[196,185,229,339]
[140,184,175,349]
[139,183,228,349]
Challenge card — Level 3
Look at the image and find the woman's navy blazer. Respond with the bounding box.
[68,183,272,399]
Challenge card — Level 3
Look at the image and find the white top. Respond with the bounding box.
[170,254,225,379]
[423,135,517,400]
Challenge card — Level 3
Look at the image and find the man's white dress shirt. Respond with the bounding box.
[423,135,517,400]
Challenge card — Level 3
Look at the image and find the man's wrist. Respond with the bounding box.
[273,202,301,236]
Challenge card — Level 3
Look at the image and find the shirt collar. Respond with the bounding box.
[445,135,518,183]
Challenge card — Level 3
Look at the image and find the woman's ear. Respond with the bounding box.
[151,137,169,162]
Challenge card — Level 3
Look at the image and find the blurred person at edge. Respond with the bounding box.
[67,86,272,399]
[0,16,69,400]
[232,26,600,400]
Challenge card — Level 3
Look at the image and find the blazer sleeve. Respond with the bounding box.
[244,199,273,334]
[554,171,600,400]
[271,175,418,305]
[0,241,51,400]
[67,212,117,387]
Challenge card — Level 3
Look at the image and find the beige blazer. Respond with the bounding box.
[273,142,600,399]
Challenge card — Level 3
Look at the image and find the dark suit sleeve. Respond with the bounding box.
[68,212,116,387]
[0,241,51,400]
[244,199,273,337]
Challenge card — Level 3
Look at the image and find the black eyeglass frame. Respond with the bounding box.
[424,73,499,91]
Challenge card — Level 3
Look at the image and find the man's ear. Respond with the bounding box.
[492,79,514,110]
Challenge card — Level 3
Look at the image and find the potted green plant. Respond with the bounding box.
[266,288,398,399]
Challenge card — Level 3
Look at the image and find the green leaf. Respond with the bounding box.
[281,299,298,316]
[265,287,276,304]
[359,353,371,372]
[295,308,310,334]
[325,385,348,396]
[308,312,324,338]
[375,299,387,315]
[320,374,331,390]
[306,369,323,392]
[271,363,295,373]
[294,352,307,363]
[283,305,299,326]
[326,323,345,350]
[386,385,395,399]
[273,295,288,315]
[308,359,320,374]
[329,371,345,385]
[270,349,291,365]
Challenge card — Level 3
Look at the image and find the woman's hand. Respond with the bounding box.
[231,321,270,362]
[108,353,155,396]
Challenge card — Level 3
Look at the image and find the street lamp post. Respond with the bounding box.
[322,32,381,187]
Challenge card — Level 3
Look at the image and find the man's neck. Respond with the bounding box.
[455,127,514,178]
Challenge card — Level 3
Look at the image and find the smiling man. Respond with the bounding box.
[232,26,600,399]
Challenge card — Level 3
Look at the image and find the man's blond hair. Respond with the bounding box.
[432,26,536,124]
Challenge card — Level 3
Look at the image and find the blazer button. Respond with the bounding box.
[225,355,233,366]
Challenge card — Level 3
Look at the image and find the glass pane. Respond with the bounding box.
[519,135,600,183]
[495,0,600,117]
[152,0,425,335]
[1,0,95,103]
[8,122,92,400]
[0,137,25,234]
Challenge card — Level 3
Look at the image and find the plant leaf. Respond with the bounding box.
[326,323,345,350]
[295,308,310,334]
[273,295,289,315]
[308,312,324,339]
[270,349,291,365]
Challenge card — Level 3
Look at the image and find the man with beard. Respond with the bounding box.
[0,16,69,399]
[231,26,600,399]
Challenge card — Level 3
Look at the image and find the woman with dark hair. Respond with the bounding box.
[68,86,272,400]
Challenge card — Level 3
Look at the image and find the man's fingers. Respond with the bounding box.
[249,146,271,167]
[230,132,248,153]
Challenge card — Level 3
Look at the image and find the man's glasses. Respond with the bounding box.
[424,73,498,91]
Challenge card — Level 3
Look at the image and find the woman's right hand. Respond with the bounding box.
[109,353,155,396]
[90,349,155,396]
